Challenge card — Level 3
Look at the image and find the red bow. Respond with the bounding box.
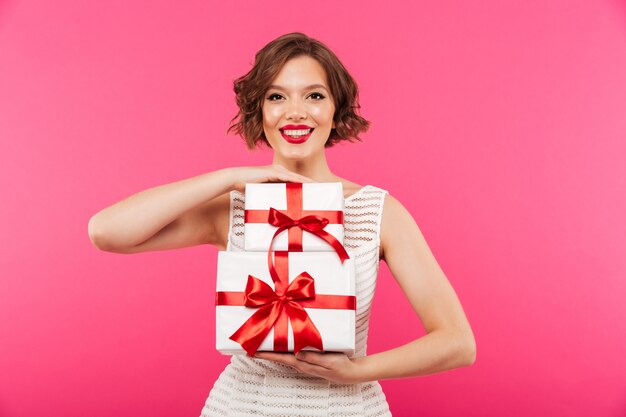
[229,273,323,356]
[266,208,349,285]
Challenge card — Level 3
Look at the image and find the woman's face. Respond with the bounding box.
[261,55,336,160]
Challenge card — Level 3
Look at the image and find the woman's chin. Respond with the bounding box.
[278,144,314,160]
[269,138,325,161]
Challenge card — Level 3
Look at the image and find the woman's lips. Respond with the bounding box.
[280,128,314,144]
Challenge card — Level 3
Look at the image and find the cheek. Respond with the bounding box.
[310,105,335,123]
[263,106,283,125]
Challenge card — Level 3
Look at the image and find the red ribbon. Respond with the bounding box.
[245,183,349,261]
[216,251,356,356]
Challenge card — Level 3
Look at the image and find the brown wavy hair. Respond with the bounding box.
[226,32,371,150]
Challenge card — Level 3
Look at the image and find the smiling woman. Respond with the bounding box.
[88,31,476,417]
[261,55,337,158]
[226,33,370,150]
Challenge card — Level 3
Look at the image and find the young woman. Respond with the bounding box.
[88,32,476,417]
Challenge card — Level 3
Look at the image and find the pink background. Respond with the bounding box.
[1,1,625,416]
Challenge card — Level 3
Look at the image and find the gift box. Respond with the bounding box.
[215,250,356,356]
[244,182,345,252]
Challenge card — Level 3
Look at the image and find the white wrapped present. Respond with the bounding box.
[215,250,356,356]
[244,182,345,253]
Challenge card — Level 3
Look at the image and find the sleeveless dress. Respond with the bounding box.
[199,185,393,417]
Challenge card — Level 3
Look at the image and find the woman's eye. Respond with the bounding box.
[267,93,283,101]
[266,92,325,101]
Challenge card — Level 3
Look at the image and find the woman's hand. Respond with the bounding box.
[228,165,315,192]
[254,351,367,384]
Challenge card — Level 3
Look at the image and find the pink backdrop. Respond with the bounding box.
[1,1,625,416]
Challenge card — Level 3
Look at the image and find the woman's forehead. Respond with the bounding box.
[270,56,329,89]
[268,83,330,93]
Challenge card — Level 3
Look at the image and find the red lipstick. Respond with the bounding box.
[279,125,315,144]
[280,124,313,130]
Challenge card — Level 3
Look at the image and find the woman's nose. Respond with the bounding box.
[286,99,306,120]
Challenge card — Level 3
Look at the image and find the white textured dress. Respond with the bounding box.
[200,185,393,417]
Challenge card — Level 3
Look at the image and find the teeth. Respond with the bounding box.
[282,128,312,136]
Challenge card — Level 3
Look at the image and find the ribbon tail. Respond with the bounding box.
[285,303,323,354]
[268,223,291,252]
[230,302,283,356]
[311,229,350,262]
[267,225,292,284]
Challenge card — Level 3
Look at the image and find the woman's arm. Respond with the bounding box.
[256,194,476,383]
[87,168,235,253]
[87,165,313,253]
[353,193,476,381]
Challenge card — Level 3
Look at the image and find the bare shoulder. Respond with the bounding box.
[337,179,364,199]
[379,193,420,261]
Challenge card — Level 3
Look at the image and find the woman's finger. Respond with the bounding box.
[293,361,328,378]
[255,352,298,366]
[255,352,328,376]
[274,174,315,183]
[295,351,331,369]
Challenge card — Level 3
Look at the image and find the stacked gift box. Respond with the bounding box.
[215,182,356,356]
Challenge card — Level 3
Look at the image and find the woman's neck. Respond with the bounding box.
[271,151,340,183]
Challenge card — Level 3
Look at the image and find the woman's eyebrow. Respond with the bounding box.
[268,84,329,92]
